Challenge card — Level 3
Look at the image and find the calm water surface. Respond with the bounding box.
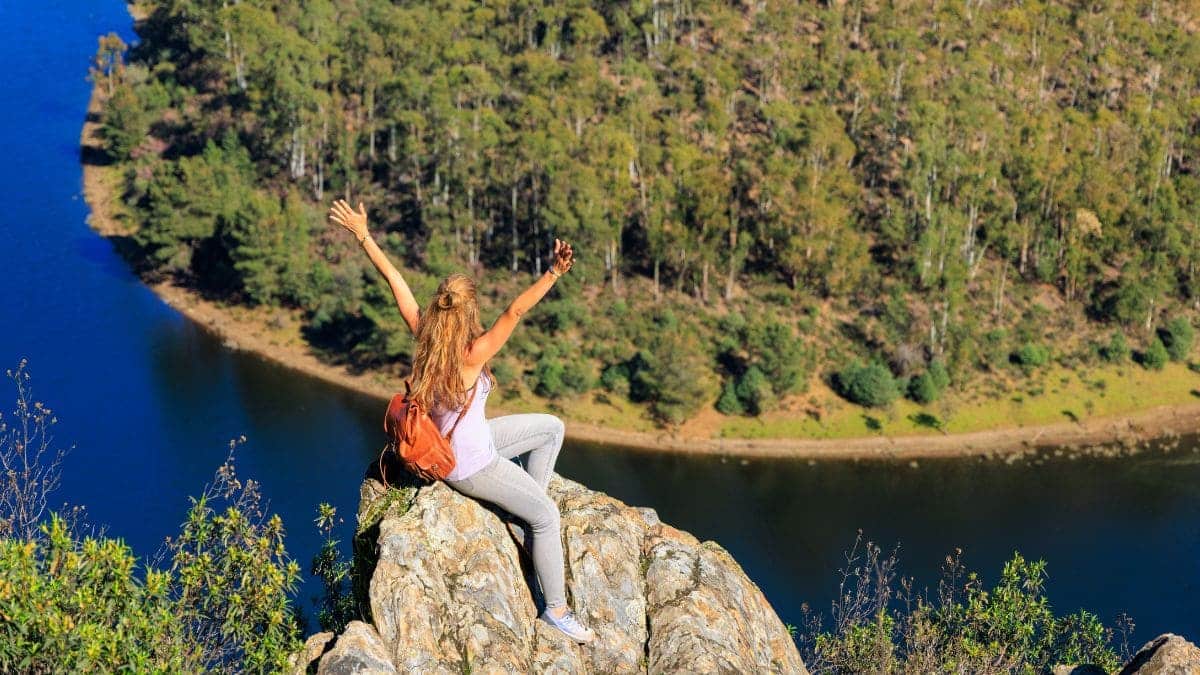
[1,0,1196,642]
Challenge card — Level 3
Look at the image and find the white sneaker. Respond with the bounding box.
[540,607,595,644]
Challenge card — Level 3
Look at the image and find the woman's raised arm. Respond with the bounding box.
[467,239,574,368]
[328,199,421,335]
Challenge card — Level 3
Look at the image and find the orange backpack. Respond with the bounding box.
[381,379,475,485]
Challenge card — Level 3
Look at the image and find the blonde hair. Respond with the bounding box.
[410,273,493,411]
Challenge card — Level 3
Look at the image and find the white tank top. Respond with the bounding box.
[430,371,496,482]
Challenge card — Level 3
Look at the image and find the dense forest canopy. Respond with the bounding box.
[93,0,1200,425]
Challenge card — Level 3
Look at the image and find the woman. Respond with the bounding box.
[328,199,594,644]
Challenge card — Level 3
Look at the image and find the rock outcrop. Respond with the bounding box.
[297,466,807,674]
[1119,633,1200,675]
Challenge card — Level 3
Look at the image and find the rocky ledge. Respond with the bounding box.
[292,465,808,674]
[1117,633,1200,675]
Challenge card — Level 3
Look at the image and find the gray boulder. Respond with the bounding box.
[316,621,396,675]
[302,469,807,674]
[1119,633,1200,675]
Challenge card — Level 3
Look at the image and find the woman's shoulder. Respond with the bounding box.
[459,366,488,391]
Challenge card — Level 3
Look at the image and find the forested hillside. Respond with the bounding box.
[91,0,1200,427]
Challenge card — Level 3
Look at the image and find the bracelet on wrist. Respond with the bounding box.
[358,231,371,245]
[548,268,562,279]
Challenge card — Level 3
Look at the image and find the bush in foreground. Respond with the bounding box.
[797,536,1130,674]
[0,361,302,671]
[0,515,192,670]
[0,444,303,673]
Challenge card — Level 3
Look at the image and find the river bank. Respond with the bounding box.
[80,86,1200,461]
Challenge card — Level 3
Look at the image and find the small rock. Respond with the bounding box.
[316,621,396,675]
[287,631,334,675]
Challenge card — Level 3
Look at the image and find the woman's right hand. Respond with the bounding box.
[329,199,369,241]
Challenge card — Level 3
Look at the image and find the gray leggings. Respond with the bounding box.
[445,413,567,609]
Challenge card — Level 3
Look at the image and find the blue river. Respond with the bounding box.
[1,0,1196,645]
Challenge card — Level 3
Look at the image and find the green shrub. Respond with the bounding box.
[715,379,744,415]
[907,372,939,404]
[836,362,900,408]
[490,358,517,386]
[981,329,1009,371]
[0,515,193,672]
[927,359,950,390]
[166,445,303,671]
[1101,331,1130,363]
[600,362,631,397]
[716,316,810,411]
[1014,342,1051,372]
[533,348,593,398]
[908,359,950,404]
[630,314,716,425]
[746,319,808,397]
[797,539,1125,674]
[311,503,357,634]
[0,451,303,673]
[0,366,303,671]
[734,366,776,415]
[533,353,567,397]
[1142,336,1169,370]
[534,299,589,335]
[1160,317,1195,361]
[560,359,595,394]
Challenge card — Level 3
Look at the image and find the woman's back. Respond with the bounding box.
[430,370,495,482]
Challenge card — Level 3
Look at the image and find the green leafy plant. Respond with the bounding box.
[1142,337,1169,371]
[835,362,900,408]
[0,515,194,672]
[163,440,303,671]
[0,364,302,671]
[797,535,1128,674]
[311,503,356,634]
[1101,331,1130,363]
[1159,317,1195,362]
[1013,342,1051,374]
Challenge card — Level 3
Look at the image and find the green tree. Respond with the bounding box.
[631,315,716,424]
[89,32,127,97]
[746,318,808,397]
